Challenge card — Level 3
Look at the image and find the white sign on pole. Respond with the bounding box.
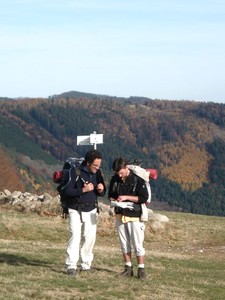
[90,133,103,145]
[77,132,103,149]
[77,135,91,146]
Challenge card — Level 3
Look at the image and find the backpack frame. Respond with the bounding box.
[53,157,84,217]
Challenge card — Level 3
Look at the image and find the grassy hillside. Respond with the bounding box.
[0,208,224,300]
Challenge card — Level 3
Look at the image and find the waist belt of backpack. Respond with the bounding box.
[75,202,96,210]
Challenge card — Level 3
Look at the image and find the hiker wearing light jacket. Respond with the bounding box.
[63,149,106,276]
[108,157,149,280]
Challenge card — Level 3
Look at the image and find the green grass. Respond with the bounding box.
[0,209,225,300]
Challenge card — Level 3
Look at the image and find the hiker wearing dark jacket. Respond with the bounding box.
[108,157,148,280]
[63,149,106,276]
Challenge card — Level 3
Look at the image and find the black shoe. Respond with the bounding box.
[120,265,133,277]
[137,267,146,280]
[67,268,76,276]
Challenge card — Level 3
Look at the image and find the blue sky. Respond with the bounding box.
[1,0,225,103]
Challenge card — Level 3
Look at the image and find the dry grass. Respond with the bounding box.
[0,208,225,300]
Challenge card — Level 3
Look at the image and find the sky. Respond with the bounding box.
[1,0,225,103]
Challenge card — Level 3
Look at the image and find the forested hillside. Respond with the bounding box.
[0,92,225,216]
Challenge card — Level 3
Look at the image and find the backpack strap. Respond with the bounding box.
[112,181,120,195]
[57,166,80,192]
[132,174,138,192]
[111,173,137,195]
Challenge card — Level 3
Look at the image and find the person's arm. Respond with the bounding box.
[116,177,148,204]
[116,195,139,203]
[95,170,106,197]
[135,177,149,204]
[66,180,96,197]
[62,169,94,198]
[108,176,119,201]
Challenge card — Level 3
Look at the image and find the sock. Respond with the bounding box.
[138,264,144,268]
[125,262,132,267]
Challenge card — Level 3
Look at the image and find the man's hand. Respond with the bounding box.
[96,183,104,193]
[82,182,94,193]
[117,195,127,202]
[117,195,139,203]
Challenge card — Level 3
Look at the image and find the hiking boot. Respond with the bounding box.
[137,267,146,280]
[67,268,76,276]
[120,265,133,277]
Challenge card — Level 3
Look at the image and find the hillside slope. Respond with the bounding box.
[1,94,225,216]
[0,148,25,192]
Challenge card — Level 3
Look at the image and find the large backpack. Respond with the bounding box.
[127,164,158,222]
[53,157,84,217]
[127,164,158,204]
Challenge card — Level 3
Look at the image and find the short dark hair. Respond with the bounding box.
[112,157,128,172]
[85,149,102,164]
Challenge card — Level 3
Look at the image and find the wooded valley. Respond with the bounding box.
[1,91,225,216]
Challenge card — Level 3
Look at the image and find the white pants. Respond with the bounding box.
[116,218,145,256]
[65,208,97,270]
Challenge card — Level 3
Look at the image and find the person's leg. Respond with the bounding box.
[116,218,133,276]
[131,221,146,279]
[65,209,82,274]
[137,255,144,264]
[122,252,132,263]
[116,218,132,255]
[80,208,97,270]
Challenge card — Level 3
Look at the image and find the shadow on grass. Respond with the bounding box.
[0,252,51,267]
[56,266,118,276]
[0,253,117,275]
[92,266,116,274]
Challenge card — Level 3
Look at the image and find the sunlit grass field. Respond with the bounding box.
[0,208,225,300]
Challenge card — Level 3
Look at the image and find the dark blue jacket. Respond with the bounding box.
[62,164,106,212]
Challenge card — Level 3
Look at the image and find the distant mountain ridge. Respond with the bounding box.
[49,90,153,104]
[1,91,225,216]
[49,90,113,100]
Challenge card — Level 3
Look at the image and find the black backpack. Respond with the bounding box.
[53,157,84,217]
